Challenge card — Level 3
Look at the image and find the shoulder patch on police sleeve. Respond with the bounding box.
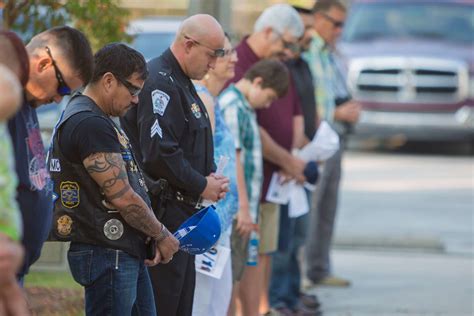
[150,119,162,138]
[151,89,170,116]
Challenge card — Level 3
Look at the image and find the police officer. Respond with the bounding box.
[120,14,229,316]
[49,43,179,315]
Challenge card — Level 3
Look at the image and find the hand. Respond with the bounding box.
[334,100,361,123]
[0,234,24,287]
[0,280,30,316]
[283,156,306,183]
[236,205,258,239]
[155,225,179,264]
[201,175,230,202]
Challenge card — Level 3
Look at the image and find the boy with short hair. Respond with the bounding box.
[219,59,289,316]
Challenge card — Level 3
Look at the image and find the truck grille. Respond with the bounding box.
[347,57,469,104]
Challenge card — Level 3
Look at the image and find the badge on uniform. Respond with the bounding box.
[60,181,80,208]
[103,218,124,240]
[150,119,162,138]
[49,158,61,172]
[191,103,201,119]
[57,215,73,236]
[152,89,170,116]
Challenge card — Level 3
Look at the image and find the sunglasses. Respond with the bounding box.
[320,12,345,28]
[113,74,142,97]
[184,35,226,58]
[45,46,72,96]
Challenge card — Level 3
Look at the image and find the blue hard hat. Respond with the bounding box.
[173,205,221,255]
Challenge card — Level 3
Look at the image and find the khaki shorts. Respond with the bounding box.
[258,202,280,254]
[230,219,248,282]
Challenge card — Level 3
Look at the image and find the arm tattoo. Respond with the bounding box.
[155,223,171,243]
[85,153,128,197]
[121,203,162,239]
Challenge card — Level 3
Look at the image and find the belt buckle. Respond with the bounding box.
[194,197,203,209]
[176,191,184,202]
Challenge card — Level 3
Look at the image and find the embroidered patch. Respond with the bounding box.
[190,103,201,119]
[60,181,80,208]
[49,158,61,172]
[57,215,73,236]
[152,89,170,116]
[150,119,162,138]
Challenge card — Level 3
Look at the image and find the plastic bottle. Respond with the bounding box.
[246,231,259,266]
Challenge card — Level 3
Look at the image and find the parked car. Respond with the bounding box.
[128,16,183,60]
[338,0,474,142]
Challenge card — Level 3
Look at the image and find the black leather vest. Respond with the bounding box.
[48,95,150,259]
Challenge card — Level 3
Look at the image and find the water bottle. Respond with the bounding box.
[246,231,259,266]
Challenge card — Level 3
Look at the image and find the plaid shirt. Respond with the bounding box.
[303,32,339,123]
[219,85,262,223]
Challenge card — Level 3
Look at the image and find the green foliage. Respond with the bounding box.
[2,0,132,51]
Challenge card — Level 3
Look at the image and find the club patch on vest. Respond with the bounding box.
[49,158,61,172]
[60,181,80,208]
[57,215,73,236]
[152,89,170,116]
[191,103,201,119]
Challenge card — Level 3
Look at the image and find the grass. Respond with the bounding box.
[24,270,81,289]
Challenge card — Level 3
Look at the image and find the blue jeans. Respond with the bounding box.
[269,199,310,310]
[67,242,156,316]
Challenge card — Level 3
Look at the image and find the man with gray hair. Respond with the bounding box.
[223,4,308,316]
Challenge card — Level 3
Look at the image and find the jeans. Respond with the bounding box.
[269,198,310,310]
[67,242,156,316]
[305,140,343,282]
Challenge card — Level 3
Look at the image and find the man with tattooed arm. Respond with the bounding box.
[48,43,179,315]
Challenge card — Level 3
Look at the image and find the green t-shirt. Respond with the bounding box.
[0,122,21,240]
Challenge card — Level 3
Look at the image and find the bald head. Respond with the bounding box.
[171,14,226,80]
[0,31,29,86]
[177,14,225,45]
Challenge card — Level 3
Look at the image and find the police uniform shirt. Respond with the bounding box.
[121,48,214,212]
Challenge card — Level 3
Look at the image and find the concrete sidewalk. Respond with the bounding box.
[307,249,474,316]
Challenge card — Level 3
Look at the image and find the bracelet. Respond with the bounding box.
[155,223,170,243]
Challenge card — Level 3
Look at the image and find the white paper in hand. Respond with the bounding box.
[195,245,231,279]
[298,121,339,162]
[265,172,291,205]
[288,184,309,218]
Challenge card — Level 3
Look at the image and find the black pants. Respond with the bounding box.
[149,199,196,316]
[148,249,195,316]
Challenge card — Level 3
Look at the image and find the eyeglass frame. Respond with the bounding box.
[183,35,226,58]
[45,46,72,96]
[272,30,301,54]
[112,73,142,97]
[319,11,345,28]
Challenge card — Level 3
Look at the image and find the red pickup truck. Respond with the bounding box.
[337,0,473,142]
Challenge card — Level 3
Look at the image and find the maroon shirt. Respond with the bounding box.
[224,37,302,202]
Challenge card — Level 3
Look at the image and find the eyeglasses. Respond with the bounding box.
[273,30,300,54]
[45,46,72,96]
[222,48,237,57]
[320,12,345,28]
[113,74,142,97]
[184,35,226,58]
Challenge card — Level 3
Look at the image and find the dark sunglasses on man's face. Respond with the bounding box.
[184,35,226,58]
[320,12,345,28]
[113,74,142,97]
[45,46,72,96]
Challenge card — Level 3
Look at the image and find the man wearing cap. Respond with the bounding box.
[121,14,229,316]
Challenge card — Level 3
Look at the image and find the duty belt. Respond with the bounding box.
[162,188,203,209]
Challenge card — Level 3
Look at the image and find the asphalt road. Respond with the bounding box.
[306,145,474,316]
